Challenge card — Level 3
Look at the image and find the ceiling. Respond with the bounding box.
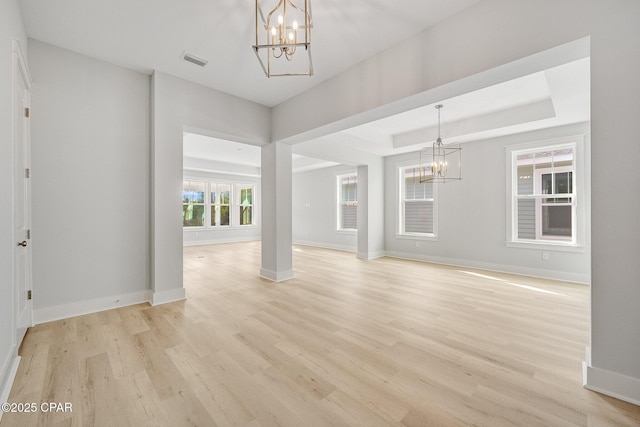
[183,133,339,173]
[19,0,590,171]
[184,57,590,171]
[18,0,482,107]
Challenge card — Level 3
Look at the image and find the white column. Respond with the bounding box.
[260,141,294,281]
[356,165,369,259]
[357,160,385,260]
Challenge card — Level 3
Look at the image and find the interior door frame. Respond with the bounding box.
[12,38,33,350]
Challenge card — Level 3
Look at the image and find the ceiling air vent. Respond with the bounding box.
[182,52,208,67]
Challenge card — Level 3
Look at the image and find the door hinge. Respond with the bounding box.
[27,229,31,239]
[27,290,32,300]
[24,107,30,118]
[25,168,30,178]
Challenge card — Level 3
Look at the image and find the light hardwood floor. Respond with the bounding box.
[2,242,640,426]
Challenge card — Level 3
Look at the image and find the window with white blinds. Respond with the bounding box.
[512,145,576,243]
[506,136,587,251]
[337,173,357,230]
[399,166,436,236]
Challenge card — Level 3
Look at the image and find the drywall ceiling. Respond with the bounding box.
[296,57,590,160]
[18,0,481,107]
[184,57,589,171]
[183,133,338,173]
[20,1,589,170]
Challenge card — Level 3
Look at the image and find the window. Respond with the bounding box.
[182,179,257,229]
[508,138,584,248]
[337,173,357,230]
[238,185,254,226]
[211,183,231,227]
[400,165,436,236]
[183,180,205,227]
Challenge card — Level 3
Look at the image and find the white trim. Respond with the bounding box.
[583,348,640,406]
[397,163,439,238]
[357,251,386,260]
[293,240,356,253]
[182,178,259,229]
[506,135,587,249]
[11,37,33,357]
[335,229,357,235]
[33,290,152,324]
[183,225,258,231]
[151,288,186,306]
[394,233,438,242]
[505,241,585,253]
[384,251,590,284]
[183,237,260,247]
[260,268,295,282]
[532,165,574,242]
[11,39,32,89]
[336,172,358,231]
[0,354,21,422]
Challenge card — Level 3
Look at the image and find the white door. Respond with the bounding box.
[13,40,32,347]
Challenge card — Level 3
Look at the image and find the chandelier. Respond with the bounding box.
[253,0,313,77]
[420,104,462,183]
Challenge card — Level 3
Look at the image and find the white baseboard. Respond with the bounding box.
[583,347,640,406]
[357,251,386,260]
[293,240,356,253]
[260,268,294,282]
[0,353,20,423]
[151,288,186,306]
[183,237,260,247]
[33,290,152,324]
[384,251,590,284]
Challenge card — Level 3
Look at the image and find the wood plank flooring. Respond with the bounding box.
[2,241,640,426]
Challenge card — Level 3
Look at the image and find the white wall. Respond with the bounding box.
[182,169,261,246]
[273,0,640,404]
[151,72,270,302]
[0,0,28,409]
[28,40,151,322]
[385,123,591,283]
[292,165,358,252]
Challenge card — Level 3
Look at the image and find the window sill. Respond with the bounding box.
[183,225,257,231]
[336,229,357,234]
[506,240,586,253]
[395,233,438,242]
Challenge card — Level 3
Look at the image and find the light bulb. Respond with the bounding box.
[293,20,299,30]
[271,27,276,36]
[278,15,284,25]
[288,32,294,41]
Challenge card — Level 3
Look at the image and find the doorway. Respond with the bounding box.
[12,39,33,349]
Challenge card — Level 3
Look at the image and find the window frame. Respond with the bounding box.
[237,183,255,227]
[182,179,207,228]
[396,163,438,240]
[505,136,586,252]
[533,165,574,242]
[336,172,358,232]
[210,182,231,228]
[182,178,258,230]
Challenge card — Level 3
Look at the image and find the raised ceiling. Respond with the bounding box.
[19,0,589,169]
[18,0,482,107]
[184,58,590,170]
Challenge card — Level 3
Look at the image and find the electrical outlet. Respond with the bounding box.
[415,241,421,248]
[542,252,549,261]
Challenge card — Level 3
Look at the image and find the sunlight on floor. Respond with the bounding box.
[459,270,567,297]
